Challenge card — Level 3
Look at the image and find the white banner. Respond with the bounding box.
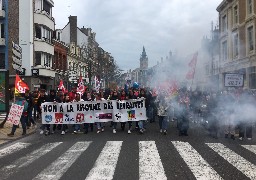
[224,73,243,87]
[42,98,147,124]
[7,103,24,125]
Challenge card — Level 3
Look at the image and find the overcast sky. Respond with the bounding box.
[53,0,222,71]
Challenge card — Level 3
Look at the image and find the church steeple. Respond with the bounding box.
[140,46,148,69]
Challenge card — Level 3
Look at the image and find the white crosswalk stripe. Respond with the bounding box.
[86,141,123,180]
[0,142,30,158]
[139,141,167,180]
[33,141,91,180]
[206,143,256,180]
[241,145,256,154]
[0,142,62,180]
[172,141,223,180]
[0,141,256,180]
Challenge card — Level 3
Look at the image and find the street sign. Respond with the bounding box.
[12,42,22,73]
[224,73,244,87]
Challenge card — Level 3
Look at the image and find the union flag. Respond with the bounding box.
[15,74,29,94]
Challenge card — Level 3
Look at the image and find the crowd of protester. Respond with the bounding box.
[7,86,255,141]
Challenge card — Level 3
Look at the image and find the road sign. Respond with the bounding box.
[12,42,22,72]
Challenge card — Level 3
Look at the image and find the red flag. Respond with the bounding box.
[58,80,66,92]
[186,52,198,80]
[15,74,29,94]
[188,53,198,67]
[77,76,86,93]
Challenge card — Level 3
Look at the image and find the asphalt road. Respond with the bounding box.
[0,121,255,180]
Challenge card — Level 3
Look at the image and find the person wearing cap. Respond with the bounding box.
[7,93,29,136]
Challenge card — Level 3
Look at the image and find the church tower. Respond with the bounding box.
[140,46,148,69]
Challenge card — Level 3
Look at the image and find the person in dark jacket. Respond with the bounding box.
[24,89,36,128]
[111,90,119,133]
[38,89,49,135]
[177,90,190,136]
[206,93,219,138]
[82,92,93,134]
[7,93,29,136]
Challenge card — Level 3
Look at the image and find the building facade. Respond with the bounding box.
[0,0,8,70]
[8,0,56,91]
[217,0,256,89]
[59,17,93,87]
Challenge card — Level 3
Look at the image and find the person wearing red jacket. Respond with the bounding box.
[68,87,77,102]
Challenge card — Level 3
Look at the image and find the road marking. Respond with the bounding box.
[85,141,123,180]
[241,145,256,154]
[0,142,62,180]
[139,141,167,180]
[172,141,222,180]
[33,141,91,180]
[206,143,256,179]
[0,142,30,158]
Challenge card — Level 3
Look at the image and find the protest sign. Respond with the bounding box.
[42,98,147,124]
[7,103,24,125]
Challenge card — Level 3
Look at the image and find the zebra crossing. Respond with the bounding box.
[0,141,255,180]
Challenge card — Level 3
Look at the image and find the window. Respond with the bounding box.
[35,52,41,65]
[248,0,253,15]
[43,53,51,67]
[57,32,60,41]
[1,23,4,38]
[249,66,256,89]
[43,0,51,15]
[248,26,254,51]
[234,6,238,24]
[233,33,239,57]
[222,41,228,61]
[0,53,4,69]
[35,25,41,39]
[222,15,227,32]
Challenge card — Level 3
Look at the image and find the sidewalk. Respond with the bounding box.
[0,120,37,145]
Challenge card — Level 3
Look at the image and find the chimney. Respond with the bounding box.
[69,16,77,45]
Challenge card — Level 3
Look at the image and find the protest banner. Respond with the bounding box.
[41,98,147,124]
[7,103,24,125]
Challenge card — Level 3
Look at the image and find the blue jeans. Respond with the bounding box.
[158,116,168,130]
[97,122,105,129]
[27,109,36,125]
[138,121,144,129]
[146,106,153,120]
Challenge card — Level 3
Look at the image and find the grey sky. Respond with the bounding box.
[53,0,222,71]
